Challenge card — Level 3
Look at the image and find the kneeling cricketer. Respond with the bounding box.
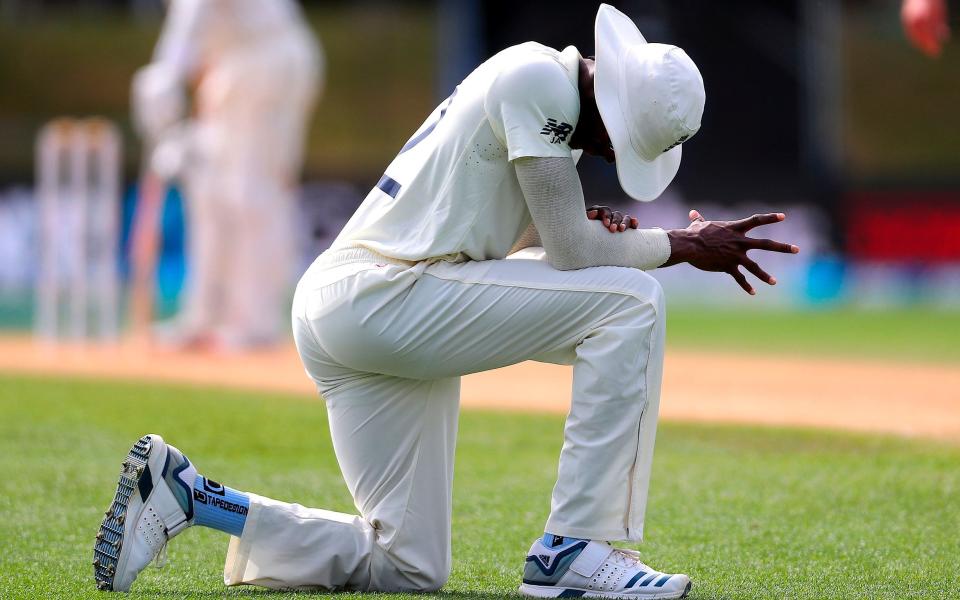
[93,4,797,598]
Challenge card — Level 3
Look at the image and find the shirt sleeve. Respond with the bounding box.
[514,156,671,271]
[484,56,580,161]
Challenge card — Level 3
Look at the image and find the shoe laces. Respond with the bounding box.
[152,540,168,569]
[609,546,653,573]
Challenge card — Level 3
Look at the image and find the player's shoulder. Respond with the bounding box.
[486,43,580,102]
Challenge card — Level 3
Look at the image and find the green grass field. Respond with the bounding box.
[1,374,958,599]
[666,307,960,364]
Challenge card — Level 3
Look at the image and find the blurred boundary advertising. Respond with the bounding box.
[847,191,960,263]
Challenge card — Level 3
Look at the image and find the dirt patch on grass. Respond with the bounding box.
[1,335,957,440]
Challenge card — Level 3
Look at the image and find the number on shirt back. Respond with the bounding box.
[376,88,458,198]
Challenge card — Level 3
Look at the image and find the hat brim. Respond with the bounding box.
[594,4,681,202]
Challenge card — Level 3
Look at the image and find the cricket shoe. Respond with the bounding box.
[92,434,195,592]
[519,538,691,599]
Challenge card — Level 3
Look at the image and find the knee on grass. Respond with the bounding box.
[371,548,450,592]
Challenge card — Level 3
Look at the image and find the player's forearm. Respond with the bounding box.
[514,156,670,271]
[547,225,670,271]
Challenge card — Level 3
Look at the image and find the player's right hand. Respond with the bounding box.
[586,205,639,233]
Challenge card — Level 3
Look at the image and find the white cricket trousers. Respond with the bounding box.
[223,246,666,591]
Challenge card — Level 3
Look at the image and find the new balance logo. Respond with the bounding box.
[663,134,689,153]
[540,118,573,144]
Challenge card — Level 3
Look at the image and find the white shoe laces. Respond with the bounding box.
[152,540,168,569]
[609,546,654,573]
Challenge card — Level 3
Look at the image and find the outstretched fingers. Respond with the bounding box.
[743,257,775,286]
[728,268,755,295]
[732,212,785,232]
[748,238,799,254]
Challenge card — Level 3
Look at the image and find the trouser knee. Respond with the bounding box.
[371,546,450,592]
[582,273,665,369]
[408,562,451,592]
[598,273,665,333]
[618,269,665,316]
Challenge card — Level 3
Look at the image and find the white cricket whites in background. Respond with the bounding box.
[130,0,323,351]
[93,4,798,598]
[35,117,121,343]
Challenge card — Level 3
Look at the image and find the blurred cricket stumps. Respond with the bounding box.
[35,117,121,344]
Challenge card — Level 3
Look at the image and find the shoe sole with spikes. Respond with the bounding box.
[92,434,192,592]
[93,435,153,591]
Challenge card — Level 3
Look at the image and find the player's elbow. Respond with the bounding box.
[541,232,597,271]
[544,250,590,271]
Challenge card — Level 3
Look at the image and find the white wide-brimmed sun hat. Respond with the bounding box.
[594,3,705,201]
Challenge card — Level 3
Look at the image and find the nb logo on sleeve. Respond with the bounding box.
[540,118,573,144]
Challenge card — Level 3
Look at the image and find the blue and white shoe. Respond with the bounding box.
[92,434,195,592]
[519,537,691,599]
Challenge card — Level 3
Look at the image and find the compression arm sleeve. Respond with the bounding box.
[514,156,671,271]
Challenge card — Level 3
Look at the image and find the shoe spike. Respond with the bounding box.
[97,581,110,590]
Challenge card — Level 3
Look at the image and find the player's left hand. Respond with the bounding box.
[586,205,639,233]
[665,209,799,295]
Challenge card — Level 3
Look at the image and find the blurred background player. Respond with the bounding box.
[902,0,951,57]
[132,0,323,351]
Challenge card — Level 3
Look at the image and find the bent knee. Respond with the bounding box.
[606,268,665,315]
[380,562,450,592]
[372,546,450,592]
[410,565,450,592]
[400,552,450,591]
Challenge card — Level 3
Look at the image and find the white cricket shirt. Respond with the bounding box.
[333,43,583,262]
